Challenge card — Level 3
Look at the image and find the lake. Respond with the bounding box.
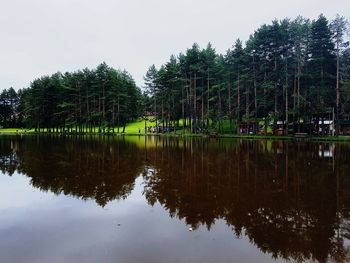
[0,135,350,263]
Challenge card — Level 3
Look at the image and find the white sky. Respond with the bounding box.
[0,0,349,90]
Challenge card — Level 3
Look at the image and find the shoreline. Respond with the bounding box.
[1,131,350,142]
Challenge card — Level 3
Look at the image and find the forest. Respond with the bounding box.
[1,14,349,135]
[0,63,143,133]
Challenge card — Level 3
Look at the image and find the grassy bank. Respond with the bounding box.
[1,119,350,142]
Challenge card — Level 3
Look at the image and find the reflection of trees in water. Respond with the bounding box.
[142,138,350,263]
[1,136,350,261]
[0,137,20,176]
[0,135,144,206]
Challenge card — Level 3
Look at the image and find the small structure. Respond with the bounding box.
[276,121,286,136]
[239,121,258,134]
[310,110,335,136]
[338,117,350,135]
[318,144,335,158]
[315,120,335,136]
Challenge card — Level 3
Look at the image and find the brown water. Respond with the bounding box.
[0,135,350,263]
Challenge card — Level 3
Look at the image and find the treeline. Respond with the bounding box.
[144,14,350,134]
[0,63,142,132]
[1,14,350,135]
[0,87,25,128]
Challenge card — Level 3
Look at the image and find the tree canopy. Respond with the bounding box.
[1,14,349,136]
[144,14,350,135]
[0,63,142,132]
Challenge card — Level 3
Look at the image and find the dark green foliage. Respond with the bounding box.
[1,14,349,135]
[307,15,336,114]
[0,87,21,128]
[1,63,142,132]
[144,14,349,135]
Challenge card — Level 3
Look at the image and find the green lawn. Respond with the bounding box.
[0,128,35,133]
[1,120,350,142]
[124,119,152,134]
[0,119,155,134]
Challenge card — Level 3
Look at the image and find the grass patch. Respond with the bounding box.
[0,128,35,133]
[1,119,350,143]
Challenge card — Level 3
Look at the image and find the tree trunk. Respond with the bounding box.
[207,69,210,129]
[297,61,301,133]
[285,58,289,136]
[194,72,197,134]
[182,84,185,134]
[246,86,250,121]
[336,42,340,136]
[237,74,240,134]
[228,80,232,132]
[274,57,278,135]
[253,56,257,134]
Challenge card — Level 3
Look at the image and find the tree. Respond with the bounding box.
[307,15,336,135]
[8,64,143,133]
[0,88,20,128]
[331,15,349,134]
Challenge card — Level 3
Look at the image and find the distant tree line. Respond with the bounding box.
[0,87,25,128]
[0,63,143,132]
[1,14,350,135]
[144,14,350,135]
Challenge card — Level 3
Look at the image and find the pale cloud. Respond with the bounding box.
[0,0,349,90]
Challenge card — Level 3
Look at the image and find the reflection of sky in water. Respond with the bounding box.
[0,172,288,263]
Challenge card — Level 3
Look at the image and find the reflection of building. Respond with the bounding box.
[318,144,335,158]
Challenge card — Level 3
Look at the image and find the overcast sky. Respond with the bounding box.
[0,0,349,91]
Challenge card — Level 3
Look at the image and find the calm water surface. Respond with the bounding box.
[1,135,350,263]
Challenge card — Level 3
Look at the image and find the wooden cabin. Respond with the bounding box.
[239,121,258,134]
